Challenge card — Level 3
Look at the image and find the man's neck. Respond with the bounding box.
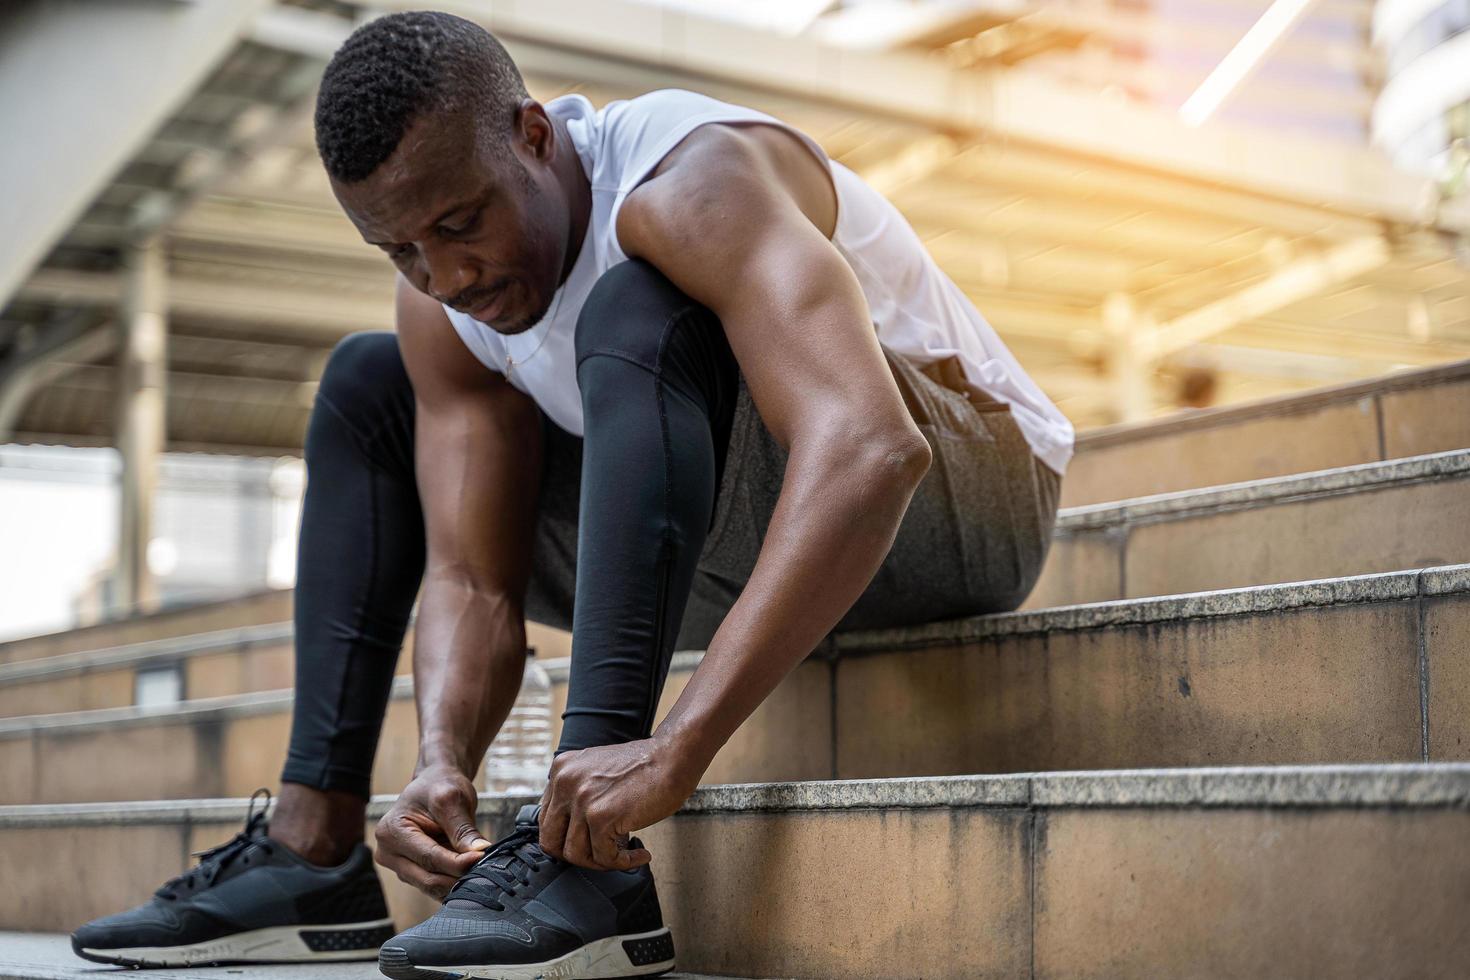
[555,115,592,285]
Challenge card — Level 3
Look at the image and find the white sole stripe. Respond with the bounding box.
[81,917,395,964]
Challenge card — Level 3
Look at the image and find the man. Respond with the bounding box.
[72,10,1073,978]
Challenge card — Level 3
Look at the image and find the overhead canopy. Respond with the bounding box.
[1,0,1466,452]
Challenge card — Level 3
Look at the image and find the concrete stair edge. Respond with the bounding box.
[829,559,1469,654]
[2,762,1467,829]
[1056,445,1470,531]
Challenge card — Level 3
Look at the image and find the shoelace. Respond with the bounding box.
[444,822,551,911]
[156,788,275,900]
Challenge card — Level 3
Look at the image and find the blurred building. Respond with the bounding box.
[0,0,1467,634]
[1372,0,1470,175]
[0,445,302,641]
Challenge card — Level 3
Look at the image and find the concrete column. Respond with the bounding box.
[115,238,167,614]
[1102,292,1154,424]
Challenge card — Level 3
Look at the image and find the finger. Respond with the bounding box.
[562,805,597,870]
[377,849,460,900]
[539,784,571,861]
[399,821,486,878]
[429,796,492,853]
[588,812,629,870]
[620,842,653,869]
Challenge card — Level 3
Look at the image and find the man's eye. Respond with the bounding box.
[443,213,479,235]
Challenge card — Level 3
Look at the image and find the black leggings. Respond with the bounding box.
[281,260,741,797]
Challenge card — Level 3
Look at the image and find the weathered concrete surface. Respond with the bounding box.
[649,807,1031,978]
[1380,375,1470,461]
[1064,395,1383,506]
[834,600,1424,777]
[1033,807,1470,978]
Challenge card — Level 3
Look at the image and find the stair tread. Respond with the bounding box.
[0,932,746,980]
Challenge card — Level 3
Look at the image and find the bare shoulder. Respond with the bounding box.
[622,122,837,240]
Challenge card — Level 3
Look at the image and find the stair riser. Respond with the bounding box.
[1029,468,1470,608]
[836,592,1468,777]
[1066,374,1470,506]
[3,791,1466,978]
[6,583,1470,802]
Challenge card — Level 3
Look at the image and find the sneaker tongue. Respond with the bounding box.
[444,815,545,910]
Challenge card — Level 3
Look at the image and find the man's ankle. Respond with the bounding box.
[267,781,368,867]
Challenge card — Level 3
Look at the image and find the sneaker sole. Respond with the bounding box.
[73,918,397,966]
[378,927,676,980]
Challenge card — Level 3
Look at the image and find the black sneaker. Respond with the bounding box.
[377,803,675,980]
[70,789,395,967]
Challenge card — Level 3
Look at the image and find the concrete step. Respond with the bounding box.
[5,563,1470,803]
[0,614,572,721]
[1026,447,1470,608]
[0,649,820,805]
[0,622,295,718]
[1,765,1466,977]
[0,589,292,669]
[1064,355,1470,506]
[10,447,1467,719]
[0,933,735,979]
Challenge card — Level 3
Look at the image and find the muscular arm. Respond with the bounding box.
[625,126,932,773]
[538,124,931,868]
[373,274,544,898]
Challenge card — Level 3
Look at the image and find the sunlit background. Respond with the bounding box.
[0,0,1467,640]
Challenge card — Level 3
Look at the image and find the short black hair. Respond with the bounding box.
[314,10,529,183]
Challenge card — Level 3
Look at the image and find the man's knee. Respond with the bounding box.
[317,331,410,416]
[574,258,706,370]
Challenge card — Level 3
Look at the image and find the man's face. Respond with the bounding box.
[331,102,567,335]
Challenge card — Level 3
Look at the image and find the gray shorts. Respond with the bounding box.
[524,342,1063,650]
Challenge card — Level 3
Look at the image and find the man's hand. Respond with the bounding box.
[537,737,697,871]
[373,765,492,899]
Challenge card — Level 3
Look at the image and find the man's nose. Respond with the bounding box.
[420,242,474,306]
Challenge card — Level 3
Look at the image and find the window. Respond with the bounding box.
[134,663,183,708]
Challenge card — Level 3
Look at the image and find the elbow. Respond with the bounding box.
[882,428,932,487]
[849,425,932,500]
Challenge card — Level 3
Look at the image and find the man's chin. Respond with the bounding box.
[497,316,535,335]
[509,305,554,335]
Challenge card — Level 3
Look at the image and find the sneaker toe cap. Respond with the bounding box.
[72,902,227,951]
[384,910,574,967]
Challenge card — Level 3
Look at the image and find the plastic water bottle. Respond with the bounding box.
[484,647,554,794]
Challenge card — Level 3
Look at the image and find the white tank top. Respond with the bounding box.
[443,88,1075,476]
